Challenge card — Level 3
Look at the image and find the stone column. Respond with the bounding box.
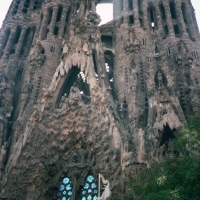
[39,8,49,39]
[133,0,140,26]
[33,14,43,44]
[15,28,27,56]
[59,6,69,36]
[123,0,129,22]
[142,1,149,30]
[162,0,174,37]
[175,0,187,37]
[155,4,163,34]
[2,27,17,59]
[113,0,122,20]
[18,0,26,13]
[185,2,197,41]
[49,6,59,35]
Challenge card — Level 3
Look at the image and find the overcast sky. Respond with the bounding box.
[0,1,199,28]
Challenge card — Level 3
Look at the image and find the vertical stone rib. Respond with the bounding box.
[142,1,148,30]
[113,0,121,20]
[33,14,43,44]
[2,28,17,59]
[49,6,59,34]
[185,2,197,40]
[39,9,48,39]
[175,0,187,37]
[59,6,69,36]
[133,0,139,25]
[15,28,27,56]
[162,0,174,37]
[154,4,163,35]
[123,0,129,21]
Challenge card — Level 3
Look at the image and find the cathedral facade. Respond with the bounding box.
[0,0,200,199]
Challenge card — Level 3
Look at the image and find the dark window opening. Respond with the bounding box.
[47,8,53,25]
[64,26,67,34]
[12,1,20,15]
[20,26,36,56]
[129,15,134,25]
[155,45,160,54]
[101,35,113,48]
[159,124,176,147]
[120,0,123,11]
[14,26,22,44]
[105,51,115,99]
[174,24,180,36]
[159,3,166,20]
[181,3,187,24]
[22,0,31,13]
[142,38,146,45]
[51,46,55,53]
[139,18,143,27]
[54,26,59,36]
[10,49,15,54]
[164,25,169,36]
[148,3,156,29]
[3,29,11,49]
[169,1,177,19]
[138,0,143,15]
[33,0,39,10]
[56,5,63,22]
[128,0,133,10]
[92,53,98,76]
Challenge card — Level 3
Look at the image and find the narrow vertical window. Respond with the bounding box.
[128,0,133,10]
[169,1,177,19]
[57,177,73,200]
[57,5,63,22]
[82,175,98,200]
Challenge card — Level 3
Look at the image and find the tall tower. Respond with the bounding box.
[0,0,199,199]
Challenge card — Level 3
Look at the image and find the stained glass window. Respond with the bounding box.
[82,175,98,200]
[57,177,73,200]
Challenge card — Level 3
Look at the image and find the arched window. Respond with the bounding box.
[57,177,73,200]
[82,175,98,200]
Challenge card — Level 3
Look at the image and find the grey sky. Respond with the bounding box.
[0,1,200,28]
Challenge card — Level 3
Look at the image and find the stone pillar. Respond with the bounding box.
[113,0,121,20]
[2,27,17,59]
[33,14,43,44]
[155,4,163,34]
[18,0,26,13]
[0,115,7,148]
[133,0,140,26]
[143,1,149,30]
[185,2,197,41]
[175,0,187,37]
[49,6,59,34]
[59,6,69,36]
[15,28,27,56]
[123,0,129,22]
[39,9,49,39]
[162,0,174,37]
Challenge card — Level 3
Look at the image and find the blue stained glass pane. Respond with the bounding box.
[63,191,67,195]
[84,183,90,189]
[68,191,72,196]
[93,196,98,200]
[60,185,65,191]
[88,189,92,193]
[62,197,67,200]
[66,184,72,190]
[57,192,61,196]
[87,195,92,200]
[82,197,86,200]
[67,198,71,200]
[94,190,98,194]
[82,190,86,195]
[91,183,96,189]
[63,178,69,184]
[87,176,94,183]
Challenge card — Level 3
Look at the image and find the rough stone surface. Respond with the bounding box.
[0,0,200,199]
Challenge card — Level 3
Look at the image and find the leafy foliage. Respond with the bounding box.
[112,108,200,200]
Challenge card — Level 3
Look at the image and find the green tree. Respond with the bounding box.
[112,108,200,200]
